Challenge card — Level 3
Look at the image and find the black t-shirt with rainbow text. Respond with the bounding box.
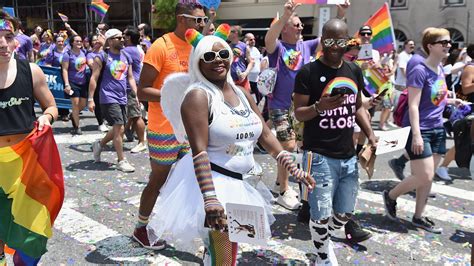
[294,59,365,159]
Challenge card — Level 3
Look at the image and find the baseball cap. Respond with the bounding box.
[359,25,372,34]
[105,29,122,40]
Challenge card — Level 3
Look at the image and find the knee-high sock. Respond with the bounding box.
[328,214,349,237]
[207,231,238,266]
[309,219,330,261]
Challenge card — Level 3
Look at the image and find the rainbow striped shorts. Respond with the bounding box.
[147,131,190,165]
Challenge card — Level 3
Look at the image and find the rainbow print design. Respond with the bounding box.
[90,0,110,18]
[214,24,230,40]
[109,60,127,80]
[57,12,69,23]
[232,47,242,63]
[185,29,203,48]
[431,79,448,106]
[75,57,87,72]
[0,19,15,33]
[322,77,358,96]
[0,126,64,263]
[283,49,302,70]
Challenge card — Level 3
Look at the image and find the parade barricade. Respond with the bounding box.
[40,66,72,110]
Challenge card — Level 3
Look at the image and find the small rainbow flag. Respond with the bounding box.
[0,125,64,264]
[355,60,389,95]
[361,3,396,54]
[90,0,109,18]
[57,12,68,23]
[294,0,345,4]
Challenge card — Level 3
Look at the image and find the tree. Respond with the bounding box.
[152,0,178,31]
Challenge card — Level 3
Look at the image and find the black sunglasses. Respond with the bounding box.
[360,32,372,37]
[201,49,230,63]
[431,39,452,47]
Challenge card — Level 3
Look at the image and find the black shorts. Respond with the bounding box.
[67,82,88,99]
[101,103,127,126]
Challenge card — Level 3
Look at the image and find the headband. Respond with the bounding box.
[185,23,231,48]
[0,19,15,33]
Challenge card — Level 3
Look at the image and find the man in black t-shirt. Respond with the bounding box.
[293,19,377,264]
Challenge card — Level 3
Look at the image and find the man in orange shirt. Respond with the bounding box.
[134,3,207,249]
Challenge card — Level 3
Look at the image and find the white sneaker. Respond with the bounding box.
[436,166,452,181]
[98,123,109,132]
[276,190,301,210]
[92,140,102,163]
[285,186,300,198]
[131,142,147,153]
[117,159,135,172]
[328,240,339,266]
[272,183,280,194]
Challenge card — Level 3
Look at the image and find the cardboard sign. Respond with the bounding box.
[226,203,267,246]
[358,44,373,60]
[374,126,411,155]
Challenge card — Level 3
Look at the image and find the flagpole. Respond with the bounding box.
[385,2,397,51]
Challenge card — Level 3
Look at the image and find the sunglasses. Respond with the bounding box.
[179,14,209,25]
[201,49,230,63]
[431,39,452,47]
[323,38,348,48]
[360,32,372,37]
[110,36,124,40]
[293,23,304,28]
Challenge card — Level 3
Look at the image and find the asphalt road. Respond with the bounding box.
[5,111,473,265]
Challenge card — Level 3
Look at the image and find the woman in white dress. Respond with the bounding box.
[147,24,315,265]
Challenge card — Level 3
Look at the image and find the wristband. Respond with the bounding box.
[193,151,221,208]
[42,113,54,124]
[88,98,94,102]
[64,84,71,88]
[313,101,323,114]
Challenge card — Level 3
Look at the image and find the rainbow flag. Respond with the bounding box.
[0,125,64,264]
[295,0,345,4]
[90,0,109,18]
[361,3,396,54]
[355,60,389,95]
[57,12,68,23]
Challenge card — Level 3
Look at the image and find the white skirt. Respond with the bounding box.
[147,153,275,251]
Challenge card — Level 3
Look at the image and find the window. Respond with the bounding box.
[390,0,407,9]
[447,28,464,48]
[394,29,407,51]
[443,0,465,6]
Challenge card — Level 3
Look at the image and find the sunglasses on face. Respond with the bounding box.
[431,39,452,47]
[360,32,372,37]
[179,14,209,25]
[201,49,230,63]
[293,23,304,28]
[111,36,124,40]
[323,38,348,48]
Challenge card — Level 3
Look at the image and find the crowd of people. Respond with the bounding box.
[1,0,474,264]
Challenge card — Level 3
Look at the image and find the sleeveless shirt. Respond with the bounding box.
[0,60,35,136]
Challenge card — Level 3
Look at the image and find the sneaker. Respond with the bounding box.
[71,127,82,135]
[378,125,389,131]
[92,140,102,163]
[276,190,301,210]
[272,183,299,198]
[271,183,280,194]
[98,123,109,132]
[435,166,452,181]
[118,159,135,172]
[383,190,397,220]
[412,216,443,234]
[328,240,339,266]
[388,159,406,181]
[125,129,134,142]
[132,226,166,250]
[345,219,372,243]
[297,200,310,224]
[387,121,399,128]
[131,142,147,153]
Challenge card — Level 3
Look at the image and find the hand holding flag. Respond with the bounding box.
[57,12,68,23]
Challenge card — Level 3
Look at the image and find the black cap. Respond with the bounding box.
[359,25,372,34]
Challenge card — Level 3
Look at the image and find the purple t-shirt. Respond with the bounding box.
[230,41,248,82]
[268,39,319,110]
[62,50,88,85]
[15,34,33,60]
[86,50,103,65]
[36,42,53,66]
[98,50,131,105]
[402,63,448,130]
[406,51,426,80]
[45,47,66,67]
[123,46,144,89]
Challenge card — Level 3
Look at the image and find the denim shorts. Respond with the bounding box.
[269,109,295,142]
[405,127,447,160]
[302,150,359,221]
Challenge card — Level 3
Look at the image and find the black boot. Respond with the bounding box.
[344,219,372,243]
[297,200,310,224]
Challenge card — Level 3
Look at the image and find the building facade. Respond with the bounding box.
[219,0,472,49]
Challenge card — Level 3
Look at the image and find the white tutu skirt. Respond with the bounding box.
[147,153,275,251]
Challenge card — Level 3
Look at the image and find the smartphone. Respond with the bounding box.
[375,88,389,99]
[330,87,352,97]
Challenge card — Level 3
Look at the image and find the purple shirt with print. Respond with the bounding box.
[98,50,131,105]
[406,50,426,80]
[402,63,448,130]
[45,47,66,67]
[268,39,319,110]
[123,46,144,89]
[15,34,33,60]
[36,42,53,66]
[62,50,88,85]
[86,50,103,65]
[230,41,248,82]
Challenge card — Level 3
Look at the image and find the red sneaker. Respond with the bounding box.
[132,226,166,250]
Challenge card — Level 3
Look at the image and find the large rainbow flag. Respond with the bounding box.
[361,3,396,54]
[90,0,109,18]
[355,60,389,95]
[0,125,64,265]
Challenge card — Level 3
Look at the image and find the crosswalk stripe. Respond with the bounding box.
[54,200,182,265]
[54,133,105,144]
[357,190,474,230]
[366,178,474,202]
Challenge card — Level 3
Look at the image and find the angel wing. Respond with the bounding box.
[160,72,192,143]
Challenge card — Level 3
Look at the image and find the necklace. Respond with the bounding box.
[224,89,251,118]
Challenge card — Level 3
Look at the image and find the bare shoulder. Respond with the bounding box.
[183,88,209,107]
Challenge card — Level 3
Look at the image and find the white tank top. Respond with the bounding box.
[205,86,263,174]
